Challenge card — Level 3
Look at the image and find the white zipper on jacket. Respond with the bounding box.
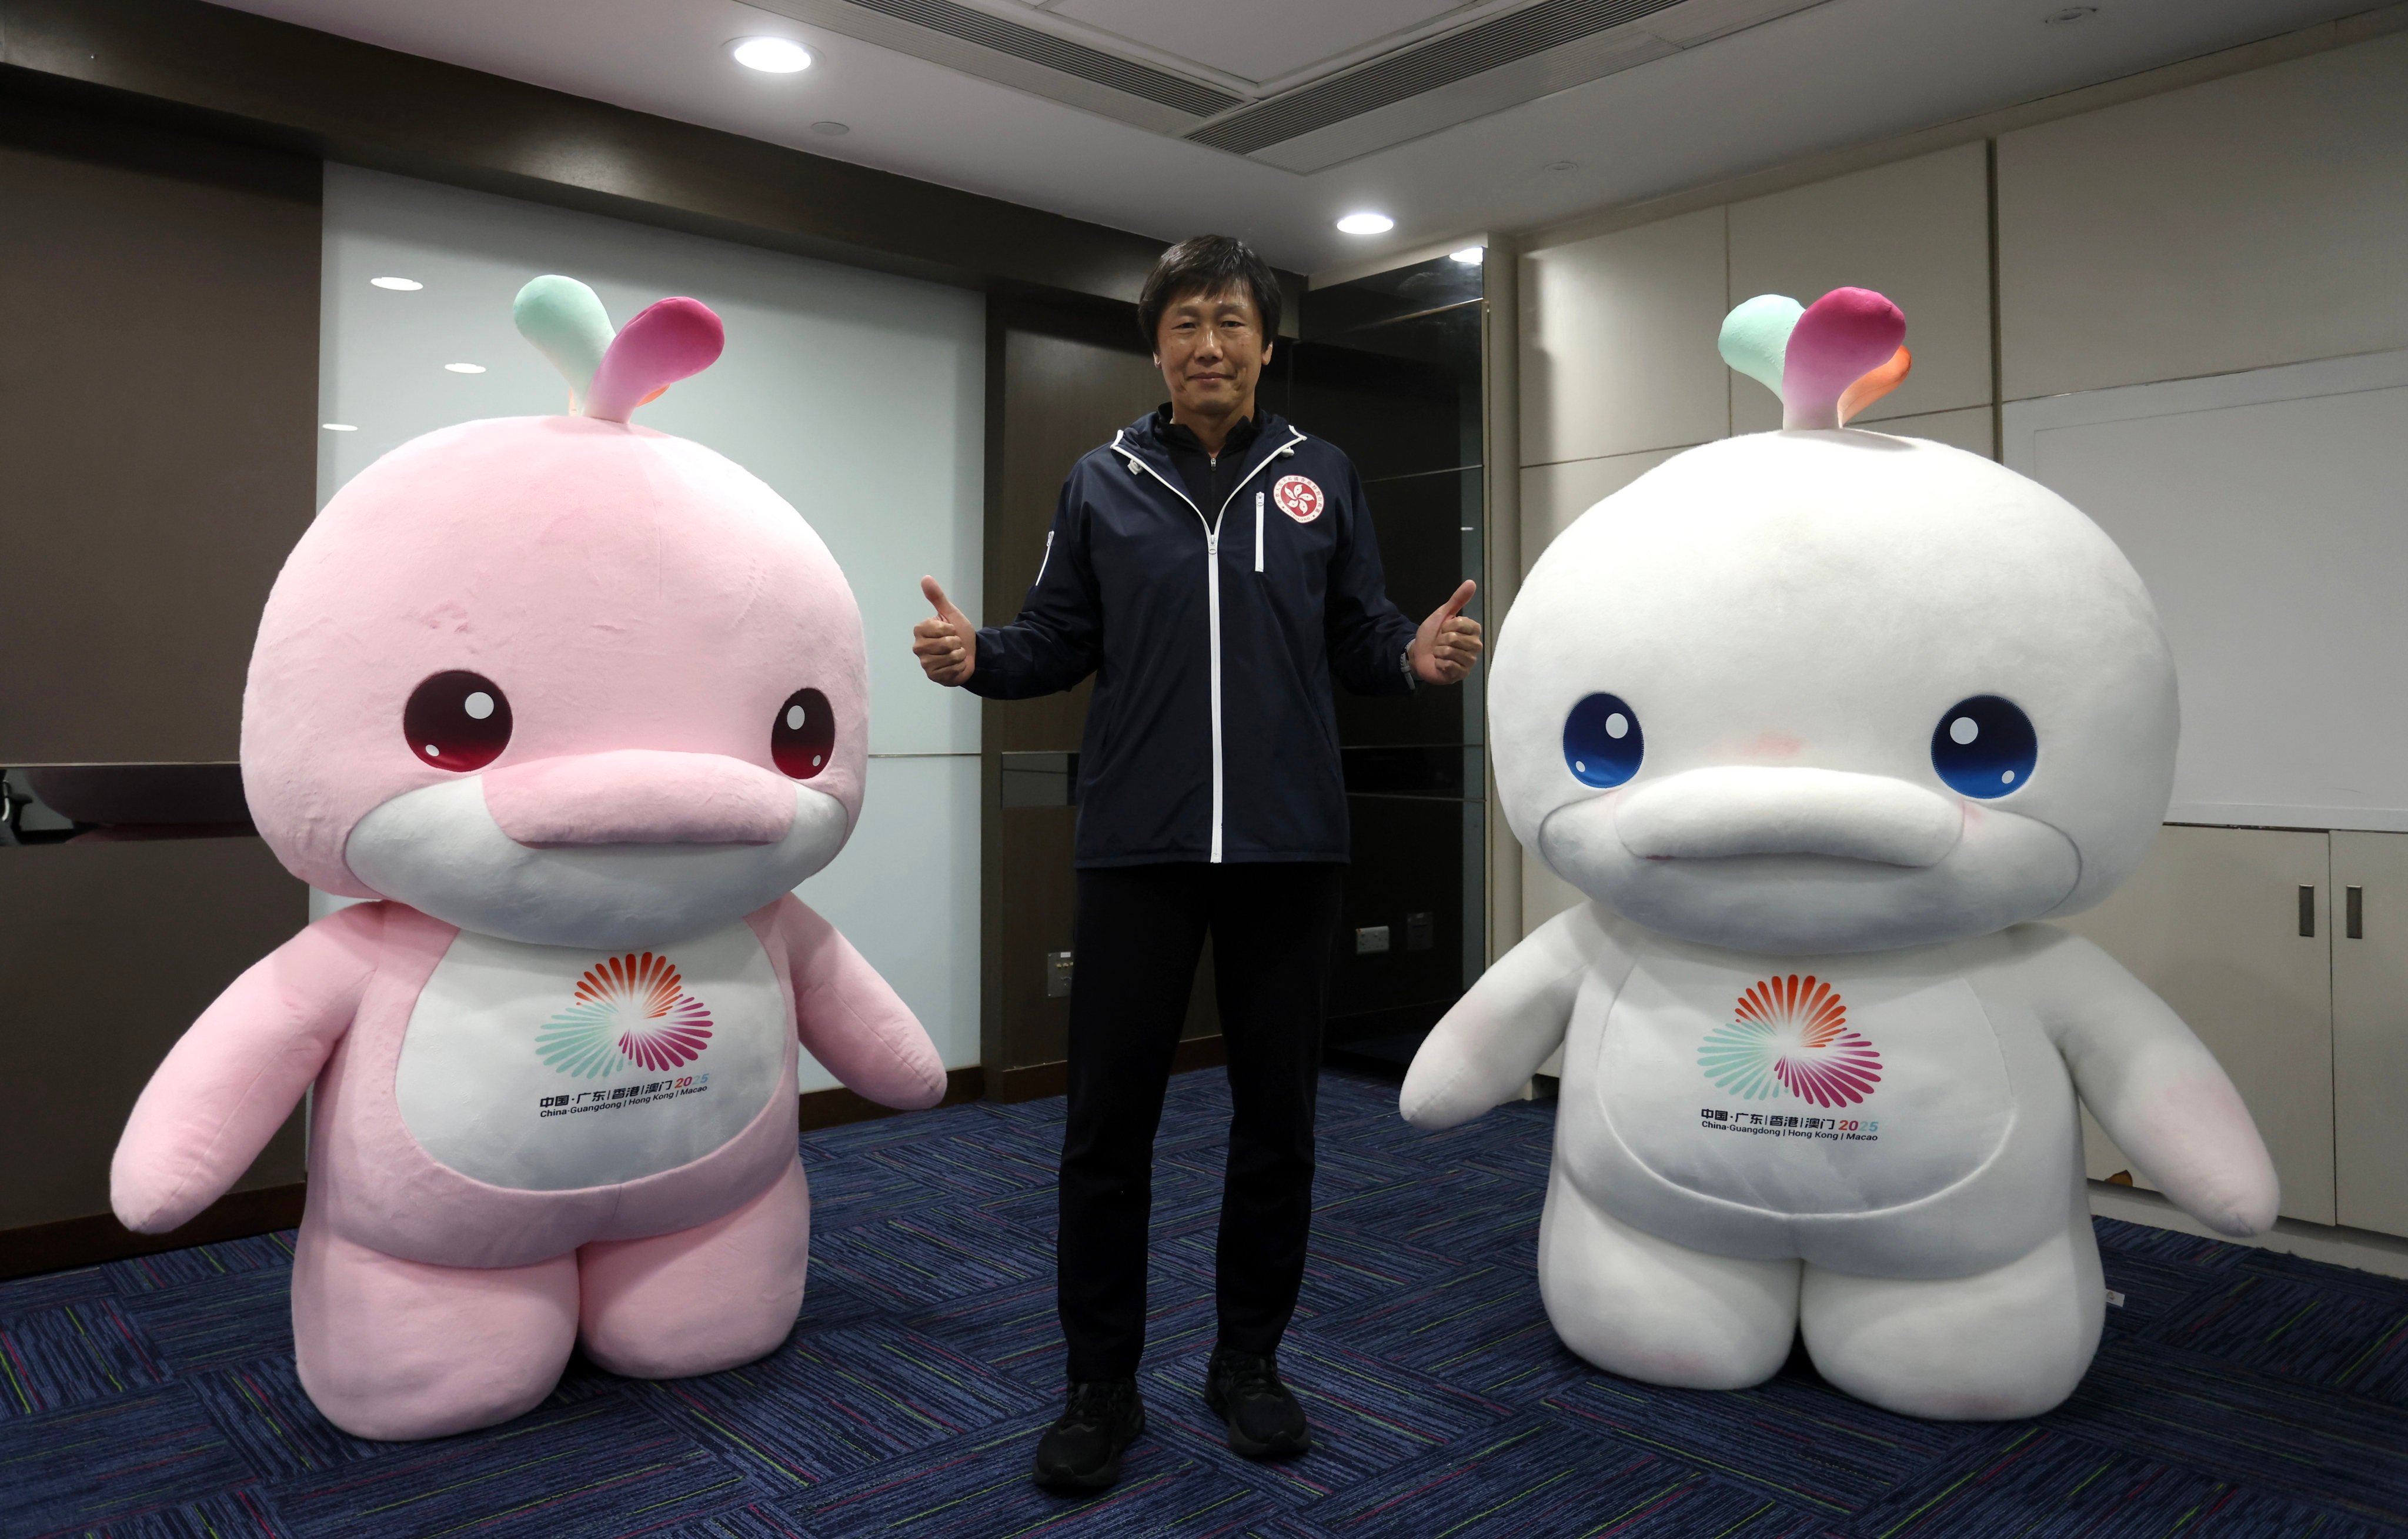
[1110,427,1307,863]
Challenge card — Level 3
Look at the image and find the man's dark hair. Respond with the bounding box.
[1137,235,1282,349]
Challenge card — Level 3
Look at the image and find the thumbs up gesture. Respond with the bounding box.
[1410,579,1482,685]
[913,576,977,687]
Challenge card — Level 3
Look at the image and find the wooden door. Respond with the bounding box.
[2058,824,2336,1224]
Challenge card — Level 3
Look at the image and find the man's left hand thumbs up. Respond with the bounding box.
[1410,579,1482,685]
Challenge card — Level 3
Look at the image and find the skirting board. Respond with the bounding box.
[2090,1180,2408,1281]
[0,1181,306,1281]
[800,1066,986,1131]
[990,1034,1228,1103]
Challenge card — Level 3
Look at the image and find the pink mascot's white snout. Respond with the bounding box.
[1403,287,2280,1421]
[110,276,947,1441]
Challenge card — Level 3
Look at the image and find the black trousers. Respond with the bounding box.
[1057,860,1344,1383]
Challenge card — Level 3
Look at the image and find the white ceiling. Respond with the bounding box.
[211,0,2366,275]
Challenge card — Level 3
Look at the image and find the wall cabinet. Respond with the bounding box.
[2062,823,2408,1235]
[2333,831,2408,1234]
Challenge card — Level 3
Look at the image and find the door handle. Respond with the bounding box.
[2347,884,2364,940]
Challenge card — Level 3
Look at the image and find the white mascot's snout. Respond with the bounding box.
[1404,286,2279,1420]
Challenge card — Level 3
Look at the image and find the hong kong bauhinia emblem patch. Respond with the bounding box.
[1273,475,1324,523]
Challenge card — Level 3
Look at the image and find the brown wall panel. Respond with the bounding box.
[0,94,318,762]
[0,835,308,1233]
[983,315,1163,755]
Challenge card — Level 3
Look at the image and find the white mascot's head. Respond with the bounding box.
[1493,288,2176,955]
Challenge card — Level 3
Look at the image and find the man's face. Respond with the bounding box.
[1154,284,1272,418]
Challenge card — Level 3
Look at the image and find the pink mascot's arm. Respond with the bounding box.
[2022,924,2280,1236]
[112,902,384,1233]
[1401,901,1617,1130]
[770,896,947,1109]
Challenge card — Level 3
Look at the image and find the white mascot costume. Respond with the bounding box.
[1402,287,2279,1420]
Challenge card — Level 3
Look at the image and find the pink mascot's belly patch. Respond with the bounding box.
[393,920,787,1191]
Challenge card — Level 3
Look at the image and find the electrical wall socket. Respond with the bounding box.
[1044,950,1074,998]
[1355,925,1391,954]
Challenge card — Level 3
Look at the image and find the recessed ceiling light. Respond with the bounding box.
[370,276,422,291]
[322,422,358,432]
[811,121,851,136]
[2042,5,2098,22]
[1336,212,1394,236]
[1450,246,1485,265]
[732,36,813,72]
[444,363,486,374]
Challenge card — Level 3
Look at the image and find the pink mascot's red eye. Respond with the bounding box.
[403,671,513,771]
[772,689,834,779]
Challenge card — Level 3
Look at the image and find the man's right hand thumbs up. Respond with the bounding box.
[913,576,976,687]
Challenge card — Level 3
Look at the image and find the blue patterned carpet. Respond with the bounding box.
[8,1067,2408,1538]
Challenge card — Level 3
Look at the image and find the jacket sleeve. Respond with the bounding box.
[964,472,1104,700]
[1324,458,1421,696]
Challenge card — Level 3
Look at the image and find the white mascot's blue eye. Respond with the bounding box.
[1563,693,1644,787]
[1931,695,2038,798]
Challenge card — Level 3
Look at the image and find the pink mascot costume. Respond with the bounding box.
[110,276,947,1440]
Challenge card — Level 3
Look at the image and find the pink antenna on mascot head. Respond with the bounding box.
[512,275,725,422]
[1718,286,1910,431]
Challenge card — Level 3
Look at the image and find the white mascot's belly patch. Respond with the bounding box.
[395,922,787,1190]
[1595,954,2013,1215]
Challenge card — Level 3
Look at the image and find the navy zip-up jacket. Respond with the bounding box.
[967,408,1419,867]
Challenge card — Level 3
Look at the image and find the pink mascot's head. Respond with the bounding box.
[243,276,869,951]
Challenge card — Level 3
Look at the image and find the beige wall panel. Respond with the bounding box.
[1521,859,1588,938]
[2058,824,2335,1226]
[2333,830,2408,1237]
[1728,143,1993,434]
[1998,32,2408,401]
[1866,406,1996,459]
[1521,209,1728,466]
[1518,447,1686,573]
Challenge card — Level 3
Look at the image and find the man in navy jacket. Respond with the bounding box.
[914,235,1480,1491]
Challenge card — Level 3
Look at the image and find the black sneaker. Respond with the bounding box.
[1031,1377,1146,1492]
[1203,1346,1312,1458]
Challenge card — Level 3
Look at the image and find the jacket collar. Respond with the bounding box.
[1109,409,1306,516]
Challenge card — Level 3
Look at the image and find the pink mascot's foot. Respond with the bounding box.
[577,1156,813,1378]
[292,1219,580,1441]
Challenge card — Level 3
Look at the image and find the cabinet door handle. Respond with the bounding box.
[2299,885,2316,937]
[2347,884,2364,940]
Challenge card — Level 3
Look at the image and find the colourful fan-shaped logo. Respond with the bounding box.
[1698,974,1882,1108]
[535,952,714,1078]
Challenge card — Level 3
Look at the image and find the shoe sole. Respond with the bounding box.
[1032,1406,1147,1493]
[1204,1381,1312,1460]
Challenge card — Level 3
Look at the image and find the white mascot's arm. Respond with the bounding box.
[2022,925,2279,1236]
[1401,902,1614,1129]
[112,902,382,1233]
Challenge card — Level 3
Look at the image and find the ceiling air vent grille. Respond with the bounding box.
[1187,0,1685,155]
[840,0,1241,117]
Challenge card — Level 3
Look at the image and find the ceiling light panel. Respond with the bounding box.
[1047,0,1472,88]
[732,36,815,71]
[746,0,1238,132]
